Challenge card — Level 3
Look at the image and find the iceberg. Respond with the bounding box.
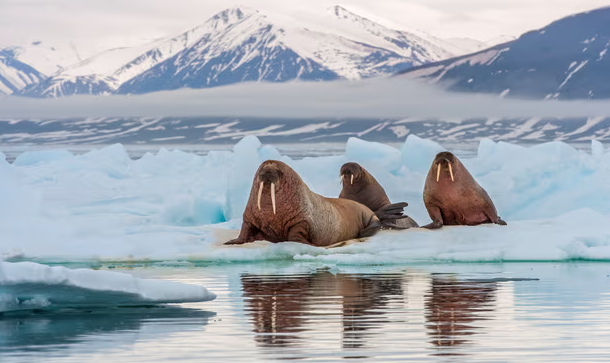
[0,135,609,264]
[0,261,216,313]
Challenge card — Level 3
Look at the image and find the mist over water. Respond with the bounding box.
[4,78,610,119]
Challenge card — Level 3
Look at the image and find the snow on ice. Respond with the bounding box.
[1,135,610,264]
[0,261,216,313]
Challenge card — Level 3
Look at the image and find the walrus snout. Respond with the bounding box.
[433,152,456,182]
[256,163,284,214]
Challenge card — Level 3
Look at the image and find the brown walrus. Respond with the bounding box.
[423,151,506,229]
[339,162,419,229]
[225,160,408,247]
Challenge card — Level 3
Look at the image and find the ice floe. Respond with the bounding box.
[0,135,609,263]
[0,261,216,313]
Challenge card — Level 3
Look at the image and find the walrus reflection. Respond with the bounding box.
[425,278,497,350]
[241,272,404,349]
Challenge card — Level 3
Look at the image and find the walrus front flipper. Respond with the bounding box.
[496,217,507,226]
[224,221,258,245]
[421,205,443,229]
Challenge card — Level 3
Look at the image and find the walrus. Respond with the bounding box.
[422,151,507,229]
[339,162,419,229]
[225,160,408,247]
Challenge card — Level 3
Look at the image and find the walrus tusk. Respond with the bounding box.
[257,181,264,210]
[448,163,454,182]
[436,163,441,182]
[351,174,354,185]
[271,182,276,214]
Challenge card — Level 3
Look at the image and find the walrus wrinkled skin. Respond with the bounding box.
[422,151,507,229]
[339,162,419,229]
[225,160,406,247]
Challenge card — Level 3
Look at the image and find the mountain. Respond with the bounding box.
[117,6,457,95]
[399,6,610,100]
[18,6,458,97]
[5,41,83,76]
[0,49,46,95]
[443,38,488,54]
[17,74,118,98]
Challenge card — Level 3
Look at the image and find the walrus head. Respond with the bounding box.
[255,161,287,214]
[432,151,458,183]
[340,162,364,186]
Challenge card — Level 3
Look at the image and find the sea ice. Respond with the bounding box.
[0,135,609,264]
[0,261,216,313]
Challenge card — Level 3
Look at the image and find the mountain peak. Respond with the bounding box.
[329,5,370,23]
[210,6,260,25]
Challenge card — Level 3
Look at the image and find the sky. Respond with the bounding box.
[3,78,610,119]
[0,0,608,57]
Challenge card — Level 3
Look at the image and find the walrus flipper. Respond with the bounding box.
[358,218,382,238]
[375,202,416,229]
[496,217,507,226]
[422,205,443,229]
[389,215,419,229]
[375,202,409,220]
[224,221,258,245]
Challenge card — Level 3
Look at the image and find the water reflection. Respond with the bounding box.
[0,306,215,355]
[241,271,404,351]
[425,277,497,354]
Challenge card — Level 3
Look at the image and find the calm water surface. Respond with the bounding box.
[1,262,610,362]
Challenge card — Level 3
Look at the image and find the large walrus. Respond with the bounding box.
[423,151,507,229]
[339,162,419,229]
[225,160,408,247]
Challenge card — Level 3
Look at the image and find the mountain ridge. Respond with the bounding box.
[398,6,610,100]
[14,6,460,97]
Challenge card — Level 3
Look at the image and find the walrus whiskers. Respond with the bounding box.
[351,174,354,185]
[257,181,264,210]
[436,163,441,182]
[271,182,277,214]
[448,163,454,182]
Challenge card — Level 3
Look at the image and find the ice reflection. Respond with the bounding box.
[0,306,215,354]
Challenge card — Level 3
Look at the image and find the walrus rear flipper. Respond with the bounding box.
[376,202,409,219]
[375,202,415,229]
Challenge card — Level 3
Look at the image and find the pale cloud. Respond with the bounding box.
[0,0,607,58]
[2,78,610,119]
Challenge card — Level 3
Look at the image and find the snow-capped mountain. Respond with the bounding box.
[443,38,488,54]
[5,41,83,76]
[117,6,458,95]
[399,6,610,100]
[17,74,118,98]
[18,6,459,97]
[0,49,46,95]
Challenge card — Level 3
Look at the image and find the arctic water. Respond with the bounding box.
[1,135,610,361]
